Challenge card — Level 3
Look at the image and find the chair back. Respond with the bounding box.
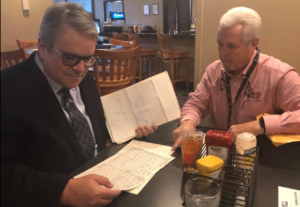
[156,33,174,59]
[112,33,129,41]
[16,39,38,49]
[127,33,141,47]
[93,46,139,96]
[1,49,27,70]
[110,38,136,50]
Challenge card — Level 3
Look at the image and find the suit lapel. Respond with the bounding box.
[26,53,85,161]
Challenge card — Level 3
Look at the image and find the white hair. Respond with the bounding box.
[219,7,262,45]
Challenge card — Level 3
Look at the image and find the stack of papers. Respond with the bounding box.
[101,71,181,144]
[75,140,174,194]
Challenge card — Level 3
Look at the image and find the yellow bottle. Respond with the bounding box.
[196,155,224,179]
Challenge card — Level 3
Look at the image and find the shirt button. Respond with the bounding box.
[234,83,237,86]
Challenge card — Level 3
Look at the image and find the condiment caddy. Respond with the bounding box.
[181,130,259,207]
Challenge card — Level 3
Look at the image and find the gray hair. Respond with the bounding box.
[219,7,262,45]
[38,2,98,51]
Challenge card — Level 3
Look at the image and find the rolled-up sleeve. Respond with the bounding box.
[264,70,300,134]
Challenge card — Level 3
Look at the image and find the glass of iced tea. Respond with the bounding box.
[181,130,204,169]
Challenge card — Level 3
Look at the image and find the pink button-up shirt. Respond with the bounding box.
[181,51,300,134]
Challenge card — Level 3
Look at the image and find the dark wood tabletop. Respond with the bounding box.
[70,122,300,207]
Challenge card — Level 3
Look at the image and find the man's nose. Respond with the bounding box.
[219,46,229,58]
[72,60,86,73]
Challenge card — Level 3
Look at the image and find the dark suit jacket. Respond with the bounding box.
[1,53,109,207]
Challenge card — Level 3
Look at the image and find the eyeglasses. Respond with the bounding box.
[52,46,97,67]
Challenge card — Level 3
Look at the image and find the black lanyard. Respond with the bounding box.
[226,48,260,129]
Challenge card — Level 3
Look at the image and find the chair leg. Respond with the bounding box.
[171,61,175,88]
[146,56,149,77]
[160,59,163,72]
[174,58,177,81]
[139,58,142,81]
[155,56,158,74]
[186,57,190,90]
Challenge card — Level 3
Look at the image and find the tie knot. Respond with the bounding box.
[59,87,71,98]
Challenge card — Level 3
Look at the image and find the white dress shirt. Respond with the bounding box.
[34,53,98,156]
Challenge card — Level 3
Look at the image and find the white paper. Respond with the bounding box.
[75,140,174,191]
[101,72,180,144]
[278,186,300,207]
[126,140,174,194]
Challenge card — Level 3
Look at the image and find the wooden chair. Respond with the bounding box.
[16,39,38,58]
[1,49,26,70]
[110,38,136,50]
[112,33,129,41]
[93,47,139,96]
[156,33,189,89]
[16,39,38,49]
[128,33,158,81]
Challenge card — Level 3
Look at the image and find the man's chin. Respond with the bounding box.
[222,63,235,72]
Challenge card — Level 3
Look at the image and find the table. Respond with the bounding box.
[70,122,300,207]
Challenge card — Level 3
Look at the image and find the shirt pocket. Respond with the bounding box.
[240,96,265,119]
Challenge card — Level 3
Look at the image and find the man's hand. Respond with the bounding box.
[172,120,195,150]
[60,174,121,207]
[228,120,264,141]
[135,125,158,138]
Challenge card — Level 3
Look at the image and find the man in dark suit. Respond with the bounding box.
[1,3,156,207]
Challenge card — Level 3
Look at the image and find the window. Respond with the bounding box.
[163,0,192,33]
[53,0,94,16]
[103,0,124,22]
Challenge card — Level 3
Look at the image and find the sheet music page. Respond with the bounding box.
[101,89,138,143]
[126,80,167,127]
[101,72,180,144]
[75,140,174,191]
[124,140,174,194]
[152,72,181,121]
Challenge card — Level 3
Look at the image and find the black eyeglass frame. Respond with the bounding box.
[52,46,97,67]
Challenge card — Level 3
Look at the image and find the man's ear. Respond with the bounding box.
[37,38,46,60]
[252,37,259,49]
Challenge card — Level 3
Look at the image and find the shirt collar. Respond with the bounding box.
[34,52,77,94]
[221,50,257,77]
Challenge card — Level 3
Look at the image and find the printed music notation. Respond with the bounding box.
[75,140,174,191]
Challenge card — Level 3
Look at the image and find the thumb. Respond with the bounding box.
[172,138,181,151]
[91,174,114,188]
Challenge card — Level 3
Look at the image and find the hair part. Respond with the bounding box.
[38,2,98,51]
[219,7,262,45]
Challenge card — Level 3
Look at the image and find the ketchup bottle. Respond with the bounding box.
[205,130,232,161]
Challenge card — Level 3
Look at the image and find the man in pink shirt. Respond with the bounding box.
[172,7,300,149]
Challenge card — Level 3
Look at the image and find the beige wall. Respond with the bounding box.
[1,0,53,51]
[124,0,163,32]
[194,0,300,86]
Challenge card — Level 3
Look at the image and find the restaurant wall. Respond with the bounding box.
[1,0,53,51]
[194,0,300,86]
[123,0,163,33]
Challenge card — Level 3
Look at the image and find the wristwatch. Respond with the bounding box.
[259,116,265,134]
